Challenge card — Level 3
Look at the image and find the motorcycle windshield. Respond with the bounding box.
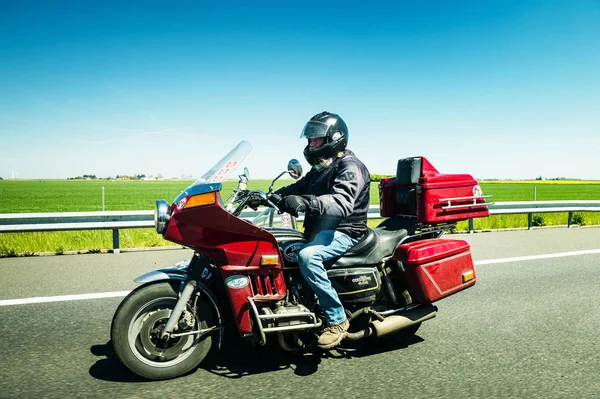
[189,141,252,188]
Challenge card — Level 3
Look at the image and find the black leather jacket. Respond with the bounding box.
[275,150,371,241]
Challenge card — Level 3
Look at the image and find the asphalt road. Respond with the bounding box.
[1,227,600,398]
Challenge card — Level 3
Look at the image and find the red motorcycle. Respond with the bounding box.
[111,141,490,380]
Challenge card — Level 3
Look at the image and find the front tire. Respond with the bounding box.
[111,281,214,380]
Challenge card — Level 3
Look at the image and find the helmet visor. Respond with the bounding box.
[301,121,330,139]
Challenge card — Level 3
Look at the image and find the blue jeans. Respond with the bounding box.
[297,230,358,326]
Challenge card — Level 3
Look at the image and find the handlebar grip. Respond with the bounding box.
[268,193,282,205]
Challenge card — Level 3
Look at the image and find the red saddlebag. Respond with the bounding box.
[394,239,476,303]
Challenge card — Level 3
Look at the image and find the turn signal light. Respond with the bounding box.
[260,255,279,265]
[462,270,475,283]
[183,192,216,209]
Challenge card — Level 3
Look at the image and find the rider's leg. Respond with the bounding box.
[297,229,357,348]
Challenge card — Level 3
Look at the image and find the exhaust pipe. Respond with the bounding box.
[371,304,437,337]
[343,304,437,341]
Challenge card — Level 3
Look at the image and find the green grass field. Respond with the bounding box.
[1,179,600,256]
[3,179,600,214]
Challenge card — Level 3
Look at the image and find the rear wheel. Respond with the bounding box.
[111,281,215,380]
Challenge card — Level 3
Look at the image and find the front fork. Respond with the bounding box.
[159,253,217,339]
[161,279,197,339]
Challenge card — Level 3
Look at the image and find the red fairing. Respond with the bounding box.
[221,266,286,335]
[221,273,254,335]
[164,199,280,266]
[394,239,476,303]
[164,192,286,335]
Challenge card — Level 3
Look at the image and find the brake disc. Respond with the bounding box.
[139,309,189,359]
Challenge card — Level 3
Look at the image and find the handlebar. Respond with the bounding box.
[231,189,280,217]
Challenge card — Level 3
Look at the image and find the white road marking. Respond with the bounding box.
[2,249,600,307]
[474,248,600,265]
[0,291,130,307]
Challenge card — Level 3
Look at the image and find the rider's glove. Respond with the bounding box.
[245,194,264,210]
[268,193,283,206]
[278,195,318,217]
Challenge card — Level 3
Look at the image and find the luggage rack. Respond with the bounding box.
[416,222,457,233]
[439,195,493,211]
[380,214,457,235]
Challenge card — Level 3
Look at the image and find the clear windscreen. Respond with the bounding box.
[190,140,252,187]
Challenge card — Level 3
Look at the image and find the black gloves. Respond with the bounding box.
[278,195,317,217]
[245,193,264,210]
[268,193,283,206]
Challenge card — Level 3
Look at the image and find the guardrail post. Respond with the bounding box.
[469,218,474,234]
[112,229,120,254]
[568,212,573,228]
[528,213,533,230]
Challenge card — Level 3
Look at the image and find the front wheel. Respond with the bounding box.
[111,281,215,380]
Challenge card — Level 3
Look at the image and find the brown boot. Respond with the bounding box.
[317,318,349,350]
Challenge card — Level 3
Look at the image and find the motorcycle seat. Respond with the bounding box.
[266,226,408,268]
[327,227,408,268]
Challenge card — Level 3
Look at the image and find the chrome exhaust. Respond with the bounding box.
[371,304,437,337]
[343,304,437,341]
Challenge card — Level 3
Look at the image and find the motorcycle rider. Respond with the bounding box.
[273,111,371,350]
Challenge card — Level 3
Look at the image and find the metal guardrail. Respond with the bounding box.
[0,211,155,253]
[484,200,600,232]
[2,201,600,252]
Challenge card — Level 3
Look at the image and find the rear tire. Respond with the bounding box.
[111,281,214,380]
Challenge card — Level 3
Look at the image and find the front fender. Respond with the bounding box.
[134,257,192,284]
[134,268,189,284]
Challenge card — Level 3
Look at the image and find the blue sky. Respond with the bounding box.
[1,1,599,180]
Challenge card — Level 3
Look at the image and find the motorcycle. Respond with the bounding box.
[111,140,490,380]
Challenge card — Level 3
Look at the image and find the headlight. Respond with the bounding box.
[154,200,171,234]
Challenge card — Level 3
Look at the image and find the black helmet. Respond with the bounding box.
[301,111,348,166]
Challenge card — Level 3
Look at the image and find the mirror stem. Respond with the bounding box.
[268,171,287,194]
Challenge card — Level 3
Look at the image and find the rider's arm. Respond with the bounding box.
[274,173,310,197]
[306,159,366,219]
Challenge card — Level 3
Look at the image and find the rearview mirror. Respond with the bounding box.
[287,159,302,180]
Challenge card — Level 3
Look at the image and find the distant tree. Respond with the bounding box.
[136,174,145,180]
